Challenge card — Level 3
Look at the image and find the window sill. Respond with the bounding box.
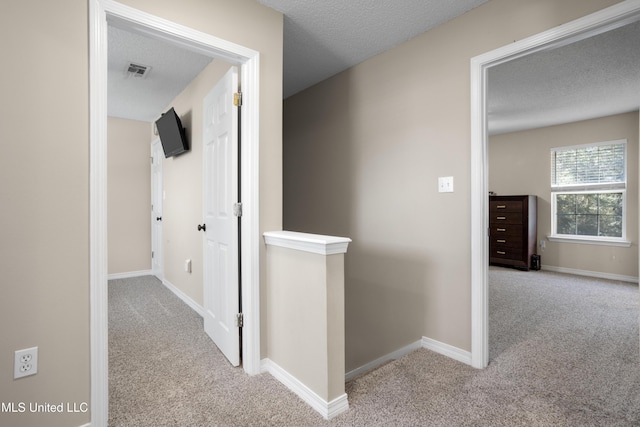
[547,235,631,247]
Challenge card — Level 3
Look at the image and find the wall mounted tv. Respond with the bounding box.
[155,107,189,158]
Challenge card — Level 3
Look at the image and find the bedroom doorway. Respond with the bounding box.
[470,1,640,369]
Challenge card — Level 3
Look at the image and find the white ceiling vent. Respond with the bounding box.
[126,62,151,78]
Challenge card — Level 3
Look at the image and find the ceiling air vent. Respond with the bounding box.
[126,62,151,78]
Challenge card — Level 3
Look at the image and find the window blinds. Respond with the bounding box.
[551,140,626,191]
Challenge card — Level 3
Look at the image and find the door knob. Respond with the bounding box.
[197,224,206,232]
[156,217,162,221]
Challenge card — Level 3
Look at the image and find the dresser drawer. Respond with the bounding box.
[490,211,523,225]
[490,236,522,251]
[490,200,523,213]
[490,248,521,260]
[490,224,522,238]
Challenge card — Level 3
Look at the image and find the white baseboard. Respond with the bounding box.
[541,265,639,284]
[345,340,422,381]
[107,269,153,280]
[260,357,270,374]
[421,336,472,366]
[161,279,205,317]
[262,358,349,420]
[345,338,470,382]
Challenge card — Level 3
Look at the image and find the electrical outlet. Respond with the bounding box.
[14,347,38,379]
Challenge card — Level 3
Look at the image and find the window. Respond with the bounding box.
[550,140,629,246]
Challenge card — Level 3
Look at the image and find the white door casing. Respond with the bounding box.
[203,66,240,366]
[91,1,262,425]
[470,1,640,369]
[151,138,164,281]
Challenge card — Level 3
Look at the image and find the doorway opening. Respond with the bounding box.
[90,0,261,424]
[470,1,640,369]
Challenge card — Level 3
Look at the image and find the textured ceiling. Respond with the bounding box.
[488,20,640,135]
[257,0,489,98]
[108,26,213,122]
[107,1,639,135]
[108,0,488,121]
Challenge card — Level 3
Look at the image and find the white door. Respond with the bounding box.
[202,66,240,366]
[151,138,164,281]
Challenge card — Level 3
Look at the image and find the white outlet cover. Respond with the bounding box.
[14,347,38,379]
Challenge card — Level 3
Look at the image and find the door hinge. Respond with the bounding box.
[236,313,244,328]
[152,251,154,259]
[233,92,243,107]
[150,156,154,164]
[233,202,243,217]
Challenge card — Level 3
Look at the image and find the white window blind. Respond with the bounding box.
[551,140,626,191]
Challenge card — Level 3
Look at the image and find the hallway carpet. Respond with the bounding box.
[109,269,640,426]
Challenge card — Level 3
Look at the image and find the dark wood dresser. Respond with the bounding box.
[489,195,537,270]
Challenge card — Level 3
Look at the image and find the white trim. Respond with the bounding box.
[421,337,472,366]
[547,235,631,247]
[262,358,349,420]
[344,338,471,381]
[470,0,640,370]
[263,230,352,255]
[89,0,109,425]
[78,423,91,427]
[260,357,271,374]
[345,340,422,381]
[162,279,206,317]
[107,270,153,280]
[551,138,628,153]
[541,265,639,284]
[90,1,262,425]
[239,49,262,377]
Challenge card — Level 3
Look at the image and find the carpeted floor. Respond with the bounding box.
[109,269,640,426]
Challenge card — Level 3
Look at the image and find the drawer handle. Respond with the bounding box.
[496,216,506,220]
[497,251,506,255]
[496,205,506,209]
[497,239,506,243]
[497,228,506,232]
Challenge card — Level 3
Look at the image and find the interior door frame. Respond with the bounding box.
[470,0,640,369]
[89,0,262,425]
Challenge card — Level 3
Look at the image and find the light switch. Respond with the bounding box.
[438,176,454,193]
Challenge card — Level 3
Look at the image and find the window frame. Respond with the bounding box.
[549,139,630,247]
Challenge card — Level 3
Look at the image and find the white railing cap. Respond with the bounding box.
[263,230,352,255]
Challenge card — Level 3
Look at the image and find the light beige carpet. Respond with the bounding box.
[109,269,640,426]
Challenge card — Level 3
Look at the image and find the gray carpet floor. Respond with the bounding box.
[109,268,640,426]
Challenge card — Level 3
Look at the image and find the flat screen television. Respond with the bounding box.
[155,107,189,158]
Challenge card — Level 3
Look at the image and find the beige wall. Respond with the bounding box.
[0,1,90,426]
[108,117,152,275]
[490,113,639,278]
[266,245,346,402]
[0,0,281,426]
[283,0,622,371]
[158,60,233,306]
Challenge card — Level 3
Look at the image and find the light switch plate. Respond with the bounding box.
[438,176,454,193]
